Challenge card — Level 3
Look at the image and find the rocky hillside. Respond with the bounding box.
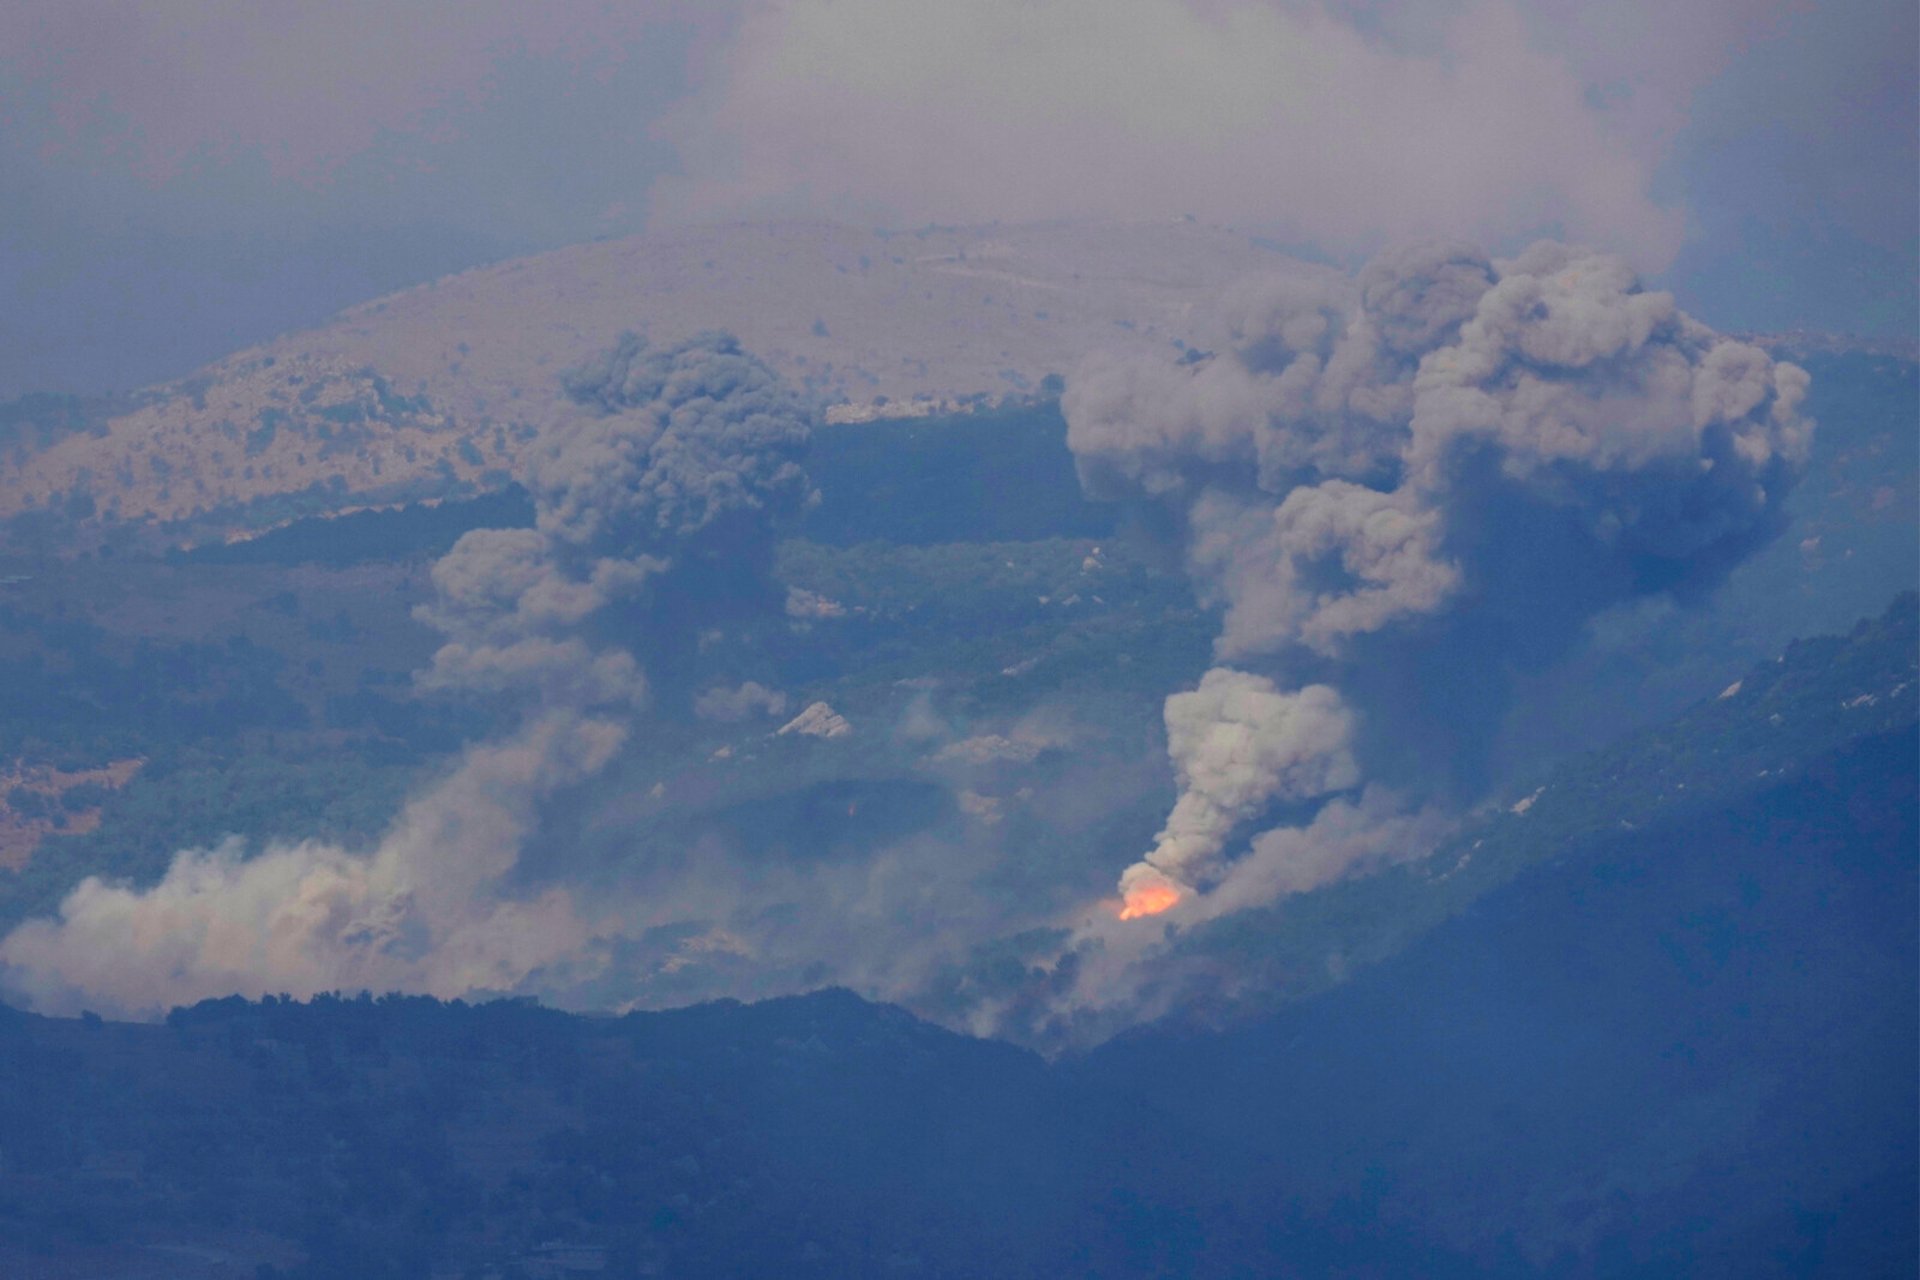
[0,221,1318,543]
[2,599,1912,1276]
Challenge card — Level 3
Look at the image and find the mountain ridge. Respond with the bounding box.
[6,220,1906,554]
[0,220,1324,542]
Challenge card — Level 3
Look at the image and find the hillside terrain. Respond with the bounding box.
[0,221,1321,542]
[0,600,1911,1278]
[0,222,1911,1275]
[0,346,1912,1034]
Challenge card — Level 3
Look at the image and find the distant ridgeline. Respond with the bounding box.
[0,597,1912,1278]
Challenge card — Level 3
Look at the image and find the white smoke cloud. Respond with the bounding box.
[414,524,664,710]
[1128,669,1358,891]
[1071,240,1810,661]
[1186,483,1459,659]
[0,715,624,1017]
[1402,243,1813,528]
[654,0,1684,266]
[1199,786,1455,920]
[420,530,666,642]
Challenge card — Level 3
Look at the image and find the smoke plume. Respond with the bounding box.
[1132,670,1356,894]
[693,680,790,722]
[0,716,624,1015]
[1,333,815,1017]
[1066,239,1811,926]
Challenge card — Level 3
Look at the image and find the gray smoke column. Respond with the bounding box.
[422,330,815,709]
[542,330,813,549]
[0,333,815,1017]
[1121,671,1357,910]
[1066,240,1811,919]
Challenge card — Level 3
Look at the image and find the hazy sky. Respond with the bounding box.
[1,0,1912,399]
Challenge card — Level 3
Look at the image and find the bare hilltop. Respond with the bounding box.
[0,220,1319,544]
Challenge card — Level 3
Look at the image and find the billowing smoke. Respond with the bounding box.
[424,330,814,712]
[1,333,815,1017]
[543,331,812,551]
[417,527,662,707]
[1066,240,1811,923]
[1119,671,1356,914]
[0,716,624,1014]
[1202,786,1455,921]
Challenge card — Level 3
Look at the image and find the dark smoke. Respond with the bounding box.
[1063,239,1811,915]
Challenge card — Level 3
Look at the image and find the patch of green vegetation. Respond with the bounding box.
[0,558,475,930]
[0,739,417,931]
[0,607,308,764]
[778,536,1168,618]
[317,400,370,426]
[802,399,1116,546]
[769,535,1210,715]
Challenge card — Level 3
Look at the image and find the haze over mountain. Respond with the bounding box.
[2,600,1911,1277]
[3,0,1913,403]
[1,220,1321,537]
[0,226,1910,1055]
[0,4,1912,1275]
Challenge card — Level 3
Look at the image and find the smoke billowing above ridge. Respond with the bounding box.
[0,333,816,1018]
[1064,239,1811,924]
[422,330,814,712]
[543,331,813,551]
[1123,670,1357,899]
[0,251,1821,1043]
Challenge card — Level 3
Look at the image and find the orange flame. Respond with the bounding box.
[1118,880,1182,920]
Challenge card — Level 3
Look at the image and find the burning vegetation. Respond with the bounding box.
[1117,867,1183,920]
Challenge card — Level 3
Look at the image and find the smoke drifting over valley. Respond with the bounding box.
[1064,238,1812,931]
[0,3,1909,1269]
[0,243,1830,1042]
[659,0,1686,264]
[1119,671,1357,914]
[0,333,817,1017]
[0,205,1853,1070]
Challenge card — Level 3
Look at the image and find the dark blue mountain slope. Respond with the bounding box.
[1081,726,1917,1277]
[0,600,1912,1278]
